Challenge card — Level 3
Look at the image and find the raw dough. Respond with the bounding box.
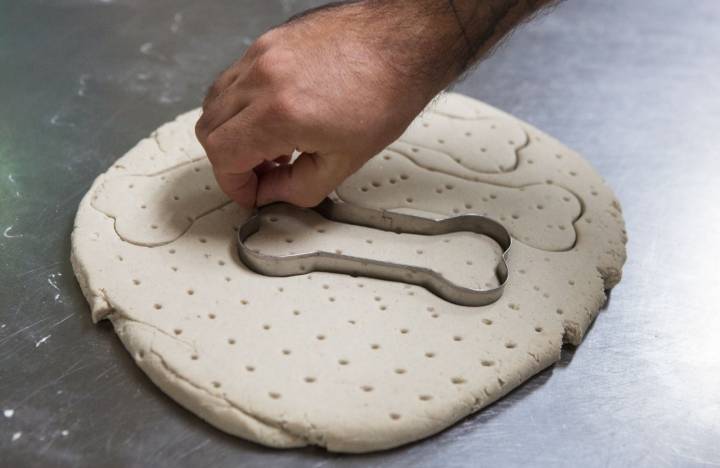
[71,93,626,452]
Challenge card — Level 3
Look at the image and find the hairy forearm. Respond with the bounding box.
[290,0,557,99]
[382,0,559,85]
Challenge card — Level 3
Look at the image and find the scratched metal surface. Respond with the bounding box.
[1,0,719,466]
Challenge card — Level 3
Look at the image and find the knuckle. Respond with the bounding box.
[270,94,295,119]
[263,92,304,124]
[251,47,292,81]
[251,54,276,81]
[204,130,225,155]
[194,117,208,143]
[250,31,273,53]
[206,82,222,99]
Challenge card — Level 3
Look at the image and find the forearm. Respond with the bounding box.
[304,0,557,98]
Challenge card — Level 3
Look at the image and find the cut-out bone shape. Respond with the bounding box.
[338,149,581,251]
[399,112,527,173]
[242,203,509,303]
[92,159,228,246]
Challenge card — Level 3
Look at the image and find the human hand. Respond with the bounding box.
[195,2,446,207]
[196,0,555,208]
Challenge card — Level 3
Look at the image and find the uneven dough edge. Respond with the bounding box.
[519,122,627,292]
[71,176,112,323]
[111,316,308,449]
[114,317,558,452]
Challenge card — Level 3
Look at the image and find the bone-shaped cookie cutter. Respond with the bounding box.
[237,199,511,306]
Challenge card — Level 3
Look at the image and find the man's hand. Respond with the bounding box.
[196,0,556,207]
[195,3,438,207]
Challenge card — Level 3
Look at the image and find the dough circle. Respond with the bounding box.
[71,93,626,452]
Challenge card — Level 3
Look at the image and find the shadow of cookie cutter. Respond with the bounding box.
[237,198,511,306]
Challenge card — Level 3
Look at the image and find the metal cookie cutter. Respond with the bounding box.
[237,198,512,306]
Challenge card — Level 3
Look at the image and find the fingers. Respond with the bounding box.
[213,169,258,208]
[256,152,358,207]
[202,106,294,174]
[200,105,296,207]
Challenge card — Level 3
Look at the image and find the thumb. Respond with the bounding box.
[256,152,354,207]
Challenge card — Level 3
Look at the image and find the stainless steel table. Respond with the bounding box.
[2,1,719,466]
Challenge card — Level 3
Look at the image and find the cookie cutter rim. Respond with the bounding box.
[237,198,512,307]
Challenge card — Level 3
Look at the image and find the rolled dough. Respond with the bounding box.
[71,92,627,452]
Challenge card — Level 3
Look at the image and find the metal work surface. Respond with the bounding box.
[1,0,718,466]
[237,199,511,306]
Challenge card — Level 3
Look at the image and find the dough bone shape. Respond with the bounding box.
[337,150,582,252]
[92,159,228,246]
[400,112,527,173]
[240,202,510,305]
[71,92,627,453]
